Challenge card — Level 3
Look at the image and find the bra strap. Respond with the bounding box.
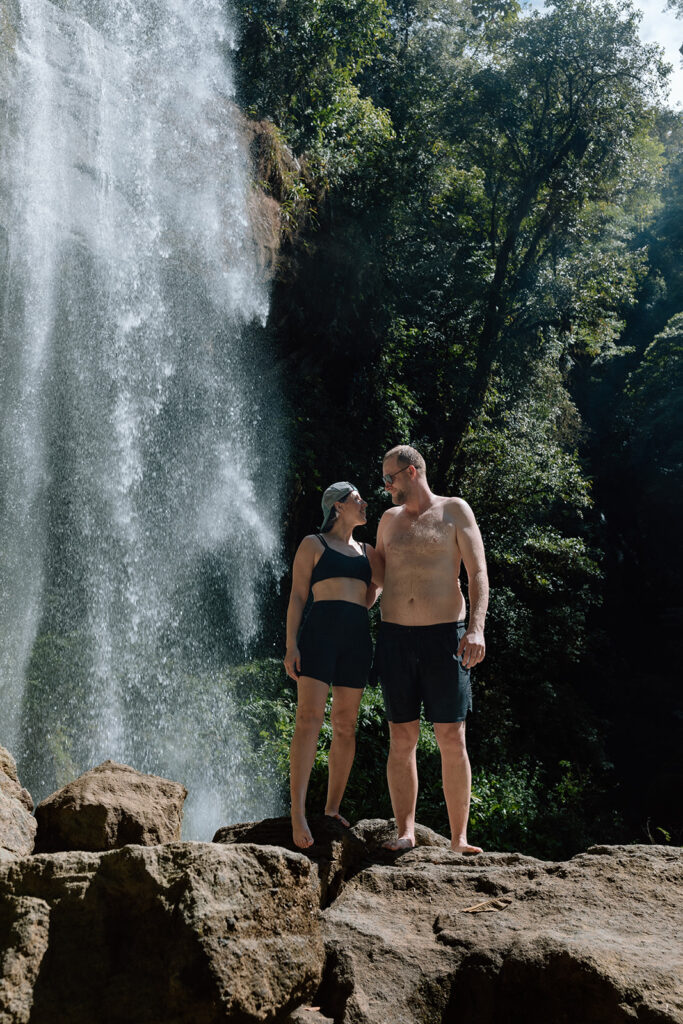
[317,534,328,549]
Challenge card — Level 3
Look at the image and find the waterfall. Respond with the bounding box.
[0,0,283,837]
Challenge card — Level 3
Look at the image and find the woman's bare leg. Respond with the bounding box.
[290,676,328,848]
[325,686,364,823]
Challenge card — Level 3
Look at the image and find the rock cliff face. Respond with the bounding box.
[0,842,322,1024]
[0,750,681,1024]
[34,760,187,853]
[217,817,683,1024]
[0,750,35,858]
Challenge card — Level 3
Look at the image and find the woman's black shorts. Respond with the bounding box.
[298,600,371,688]
[371,620,472,722]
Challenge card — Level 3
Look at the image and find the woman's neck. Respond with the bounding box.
[327,522,355,545]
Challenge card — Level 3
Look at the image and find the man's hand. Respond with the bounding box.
[457,629,485,669]
[284,646,301,681]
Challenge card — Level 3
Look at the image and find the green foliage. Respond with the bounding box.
[625,311,683,480]
[468,759,620,859]
[233,0,393,186]
[256,0,670,537]
[451,350,606,775]
[392,0,667,474]
[619,311,683,601]
[233,661,619,858]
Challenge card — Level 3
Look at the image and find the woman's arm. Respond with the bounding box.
[364,543,384,610]
[284,536,317,680]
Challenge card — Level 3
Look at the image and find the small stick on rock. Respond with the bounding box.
[460,896,513,913]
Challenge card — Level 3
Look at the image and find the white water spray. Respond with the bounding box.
[0,0,283,836]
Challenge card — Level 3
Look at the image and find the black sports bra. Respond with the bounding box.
[310,534,372,587]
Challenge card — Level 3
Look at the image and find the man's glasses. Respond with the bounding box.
[382,465,411,485]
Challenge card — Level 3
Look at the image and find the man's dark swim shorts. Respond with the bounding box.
[372,620,472,723]
[298,600,371,688]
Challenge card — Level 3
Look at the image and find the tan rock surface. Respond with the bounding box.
[0,841,322,1023]
[0,748,35,857]
[319,831,683,1024]
[0,748,32,814]
[1,796,680,1024]
[214,815,449,910]
[34,760,187,852]
[221,817,683,1024]
[0,752,18,787]
[286,1008,334,1024]
[0,894,50,1024]
[0,777,32,817]
[214,814,368,908]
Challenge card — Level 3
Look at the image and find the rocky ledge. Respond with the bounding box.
[216,818,682,1024]
[0,750,681,1024]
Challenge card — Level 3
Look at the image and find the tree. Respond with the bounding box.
[421,0,668,485]
[623,312,683,597]
[232,0,393,187]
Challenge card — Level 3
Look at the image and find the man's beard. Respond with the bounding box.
[392,487,407,504]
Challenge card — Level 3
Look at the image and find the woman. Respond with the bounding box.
[284,481,382,849]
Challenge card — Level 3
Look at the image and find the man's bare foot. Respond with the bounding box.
[292,814,314,849]
[382,835,415,851]
[451,841,483,854]
[324,811,350,827]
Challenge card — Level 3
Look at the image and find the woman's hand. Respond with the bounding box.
[284,646,301,681]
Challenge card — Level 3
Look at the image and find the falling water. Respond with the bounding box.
[0,0,283,836]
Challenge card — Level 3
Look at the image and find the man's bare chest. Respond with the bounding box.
[385,514,455,559]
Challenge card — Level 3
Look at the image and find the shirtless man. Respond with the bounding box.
[374,445,488,854]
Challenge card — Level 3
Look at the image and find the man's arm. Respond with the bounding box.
[451,499,488,668]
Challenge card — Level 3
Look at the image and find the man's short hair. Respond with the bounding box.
[383,445,426,477]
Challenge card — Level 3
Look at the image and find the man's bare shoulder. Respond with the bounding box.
[378,506,403,526]
[440,495,476,526]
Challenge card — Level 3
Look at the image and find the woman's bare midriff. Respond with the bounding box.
[312,578,368,606]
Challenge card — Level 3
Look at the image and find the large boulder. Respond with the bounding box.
[0,841,323,1024]
[216,817,683,1023]
[2,802,681,1024]
[34,760,187,853]
[317,830,683,1024]
[0,747,35,858]
[214,815,368,908]
[214,816,450,909]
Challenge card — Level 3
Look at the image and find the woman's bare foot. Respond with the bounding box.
[292,813,314,849]
[382,835,415,851]
[324,811,350,827]
[452,840,483,854]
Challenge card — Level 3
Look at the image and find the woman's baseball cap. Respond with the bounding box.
[320,481,356,531]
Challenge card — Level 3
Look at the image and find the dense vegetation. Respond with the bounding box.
[231,0,682,855]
